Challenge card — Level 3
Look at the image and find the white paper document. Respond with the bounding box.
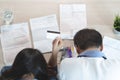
[102,36,120,59]
[60,4,87,39]
[46,31,73,40]
[1,23,32,65]
[30,14,59,53]
[47,31,60,39]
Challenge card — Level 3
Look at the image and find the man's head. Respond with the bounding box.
[74,28,103,54]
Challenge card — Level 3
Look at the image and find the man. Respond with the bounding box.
[49,28,120,80]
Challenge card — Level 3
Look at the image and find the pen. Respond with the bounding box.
[67,47,72,58]
[47,30,60,34]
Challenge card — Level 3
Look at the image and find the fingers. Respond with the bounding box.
[58,38,63,47]
[52,37,63,52]
[53,37,63,46]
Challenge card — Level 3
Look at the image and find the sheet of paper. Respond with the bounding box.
[102,36,120,59]
[47,31,60,39]
[30,14,59,53]
[60,4,87,39]
[46,31,72,40]
[1,23,32,65]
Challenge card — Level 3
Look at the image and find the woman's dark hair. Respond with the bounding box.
[1,48,48,80]
[74,28,102,50]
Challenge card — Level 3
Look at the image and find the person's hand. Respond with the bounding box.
[52,37,63,53]
[48,37,63,67]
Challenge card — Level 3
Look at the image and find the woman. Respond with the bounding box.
[0,37,63,80]
[0,48,48,80]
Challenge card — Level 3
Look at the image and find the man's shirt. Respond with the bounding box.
[59,50,120,80]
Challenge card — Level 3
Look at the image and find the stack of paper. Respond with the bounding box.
[1,23,32,65]
[102,36,120,59]
[30,14,59,53]
[60,4,87,39]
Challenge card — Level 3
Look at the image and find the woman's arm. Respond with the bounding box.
[48,37,63,67]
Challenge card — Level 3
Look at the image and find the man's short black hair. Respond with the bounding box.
[74,28,103,50]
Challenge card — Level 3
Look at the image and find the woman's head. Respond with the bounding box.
[3,48,48,80]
